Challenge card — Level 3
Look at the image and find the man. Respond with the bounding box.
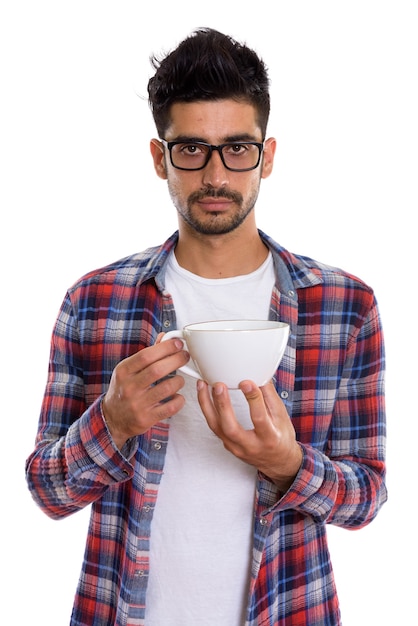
[25,28,387,626]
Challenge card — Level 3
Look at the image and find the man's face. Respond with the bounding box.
[151,100,276,236]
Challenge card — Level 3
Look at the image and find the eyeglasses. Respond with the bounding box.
[160,140,264,172]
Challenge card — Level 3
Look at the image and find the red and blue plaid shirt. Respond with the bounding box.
[26,231,387,625]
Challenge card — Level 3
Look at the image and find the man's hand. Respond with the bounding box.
[102,337,190,449]
[197,380,302,493]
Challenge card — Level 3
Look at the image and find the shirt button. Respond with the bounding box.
[134,570,145,578]
[143,505,151,513]
[153,442,162,450]
[280,390,289,399]
[260,518,269,526]
[288,290,295,298]
[163,319,171,328]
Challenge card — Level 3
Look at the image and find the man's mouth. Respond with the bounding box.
[197,198,232,211]
[189,188,243,212]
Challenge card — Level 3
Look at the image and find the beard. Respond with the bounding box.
[168,184,260,235]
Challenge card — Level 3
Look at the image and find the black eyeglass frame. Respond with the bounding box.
[160,139,265,172]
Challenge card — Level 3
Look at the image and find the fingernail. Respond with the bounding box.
[197,379,204,391]
[213,383,224,396]
[174,339,184,349]
[240,381,253,393]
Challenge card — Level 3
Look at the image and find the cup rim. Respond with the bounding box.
[183,320,289,332]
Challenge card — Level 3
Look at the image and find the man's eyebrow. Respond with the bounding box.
[167,135,206,143]
[167,133,261,143]
[223,133,261,143]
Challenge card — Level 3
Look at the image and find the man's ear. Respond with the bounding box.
[261,137,276,179]
[150,139,167,180]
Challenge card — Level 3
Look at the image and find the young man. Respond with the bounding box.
[25,28,387,626]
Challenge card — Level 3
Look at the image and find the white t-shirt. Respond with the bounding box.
[144,251,275,626]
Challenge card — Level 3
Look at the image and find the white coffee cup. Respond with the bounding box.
[161,319,290,389]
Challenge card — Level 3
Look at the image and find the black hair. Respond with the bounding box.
[148,28,270,138]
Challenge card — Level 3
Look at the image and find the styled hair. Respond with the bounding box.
[148,28,270,138]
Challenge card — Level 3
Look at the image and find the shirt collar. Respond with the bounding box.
[258,230,323,292]
[139,230,323,294]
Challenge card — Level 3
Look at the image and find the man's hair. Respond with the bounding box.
[148,28,270,138]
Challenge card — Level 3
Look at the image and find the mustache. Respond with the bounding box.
[188,187,243,205]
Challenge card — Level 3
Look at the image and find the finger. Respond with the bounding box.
[154,332,165,344]
[147,382,187,423]
[238,380,274,434]
[123,339,189,382]
[130,338,185,370]
[196,380,223,436]
[260,382,289,421]
[209,383,245,439]
[147,371,186,405]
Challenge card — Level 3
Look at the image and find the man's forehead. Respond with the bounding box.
[165,99,261,140]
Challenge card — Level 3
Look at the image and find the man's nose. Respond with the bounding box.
[201,149,230,187]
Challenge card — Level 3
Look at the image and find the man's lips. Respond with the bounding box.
[188,188,243,212]
[196,198,234,211]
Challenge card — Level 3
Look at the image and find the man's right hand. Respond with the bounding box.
[102,336,190,449]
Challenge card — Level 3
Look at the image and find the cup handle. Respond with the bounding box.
[161,330,202,379]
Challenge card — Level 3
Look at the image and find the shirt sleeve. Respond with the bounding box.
[277,295,387,528]
[25,290,138,520]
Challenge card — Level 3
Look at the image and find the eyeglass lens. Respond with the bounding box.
[170,142,261,171]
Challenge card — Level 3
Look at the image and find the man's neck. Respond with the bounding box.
[175,228,269,279]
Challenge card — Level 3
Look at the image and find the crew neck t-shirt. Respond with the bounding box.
[144,251,275,626]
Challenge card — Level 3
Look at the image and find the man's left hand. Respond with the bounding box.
[197,380,303,493]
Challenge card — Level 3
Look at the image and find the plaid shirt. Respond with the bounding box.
[26,231,387,626]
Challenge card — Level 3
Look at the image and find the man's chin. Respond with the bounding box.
[186,215,243,236]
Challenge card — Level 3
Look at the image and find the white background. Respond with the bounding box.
[1,1,417,624]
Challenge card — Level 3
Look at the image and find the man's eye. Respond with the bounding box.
[179,144,203,154]
[226,144,249,154]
